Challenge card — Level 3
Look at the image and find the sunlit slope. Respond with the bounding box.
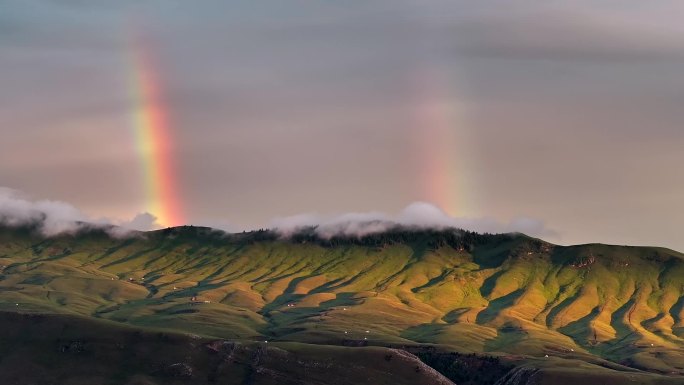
[1,225,683,374]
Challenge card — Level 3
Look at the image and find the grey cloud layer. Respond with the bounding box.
[1,1,684,250]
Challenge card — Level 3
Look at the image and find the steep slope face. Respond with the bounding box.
[0,225,683,375]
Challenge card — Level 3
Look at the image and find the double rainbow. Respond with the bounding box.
[124,27,466,225]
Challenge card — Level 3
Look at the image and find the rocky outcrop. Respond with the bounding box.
[390,349,456,385]
[493,366,540,385]
[164,362,193,378]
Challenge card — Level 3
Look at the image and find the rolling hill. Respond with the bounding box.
[0,224,683,384]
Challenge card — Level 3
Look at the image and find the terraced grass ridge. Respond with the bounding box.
[1,224,683,384]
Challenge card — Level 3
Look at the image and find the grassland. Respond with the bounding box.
[0,224,683,384]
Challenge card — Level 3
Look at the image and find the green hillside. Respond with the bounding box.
[1,224,683,384]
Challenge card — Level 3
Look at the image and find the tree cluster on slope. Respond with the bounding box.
[287,226,513,250]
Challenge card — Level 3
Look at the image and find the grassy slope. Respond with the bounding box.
[1,225,683,382]
[0,311,455,385]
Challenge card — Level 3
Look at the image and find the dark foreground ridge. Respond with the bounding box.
[0,311,456,385]
[0,223,683,384]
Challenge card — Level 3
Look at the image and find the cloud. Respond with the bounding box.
[268,201,557,239]
[119,212,159,231]
[452,4,684,63]
[0,187,556,241]
[0,187,157,236]
[0,187,89,236]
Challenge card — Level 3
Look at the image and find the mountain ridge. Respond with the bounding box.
[1,223,683,383]
[4,218,682,255]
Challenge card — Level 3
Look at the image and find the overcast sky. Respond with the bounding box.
[2,1,684,250]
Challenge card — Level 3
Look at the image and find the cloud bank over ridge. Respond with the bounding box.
[268,202,556,239]
[0,187,158,236]
[0,187,555,239]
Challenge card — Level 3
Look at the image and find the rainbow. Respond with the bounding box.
[412,65,471,217]
[128,33,184,227]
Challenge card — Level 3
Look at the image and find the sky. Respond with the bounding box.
[1,1,684,250]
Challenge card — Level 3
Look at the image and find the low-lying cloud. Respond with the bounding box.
[268,202,557,239]
[0,187,556,240]
[0,187,159,236]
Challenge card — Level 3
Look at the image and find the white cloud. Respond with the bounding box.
[0,187,158,236]
[119,212,159,231]
[268,201,556,239]
[0,187,556,240]
[0,187,88,236]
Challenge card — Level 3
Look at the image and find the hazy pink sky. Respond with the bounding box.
[2,1,684,251]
